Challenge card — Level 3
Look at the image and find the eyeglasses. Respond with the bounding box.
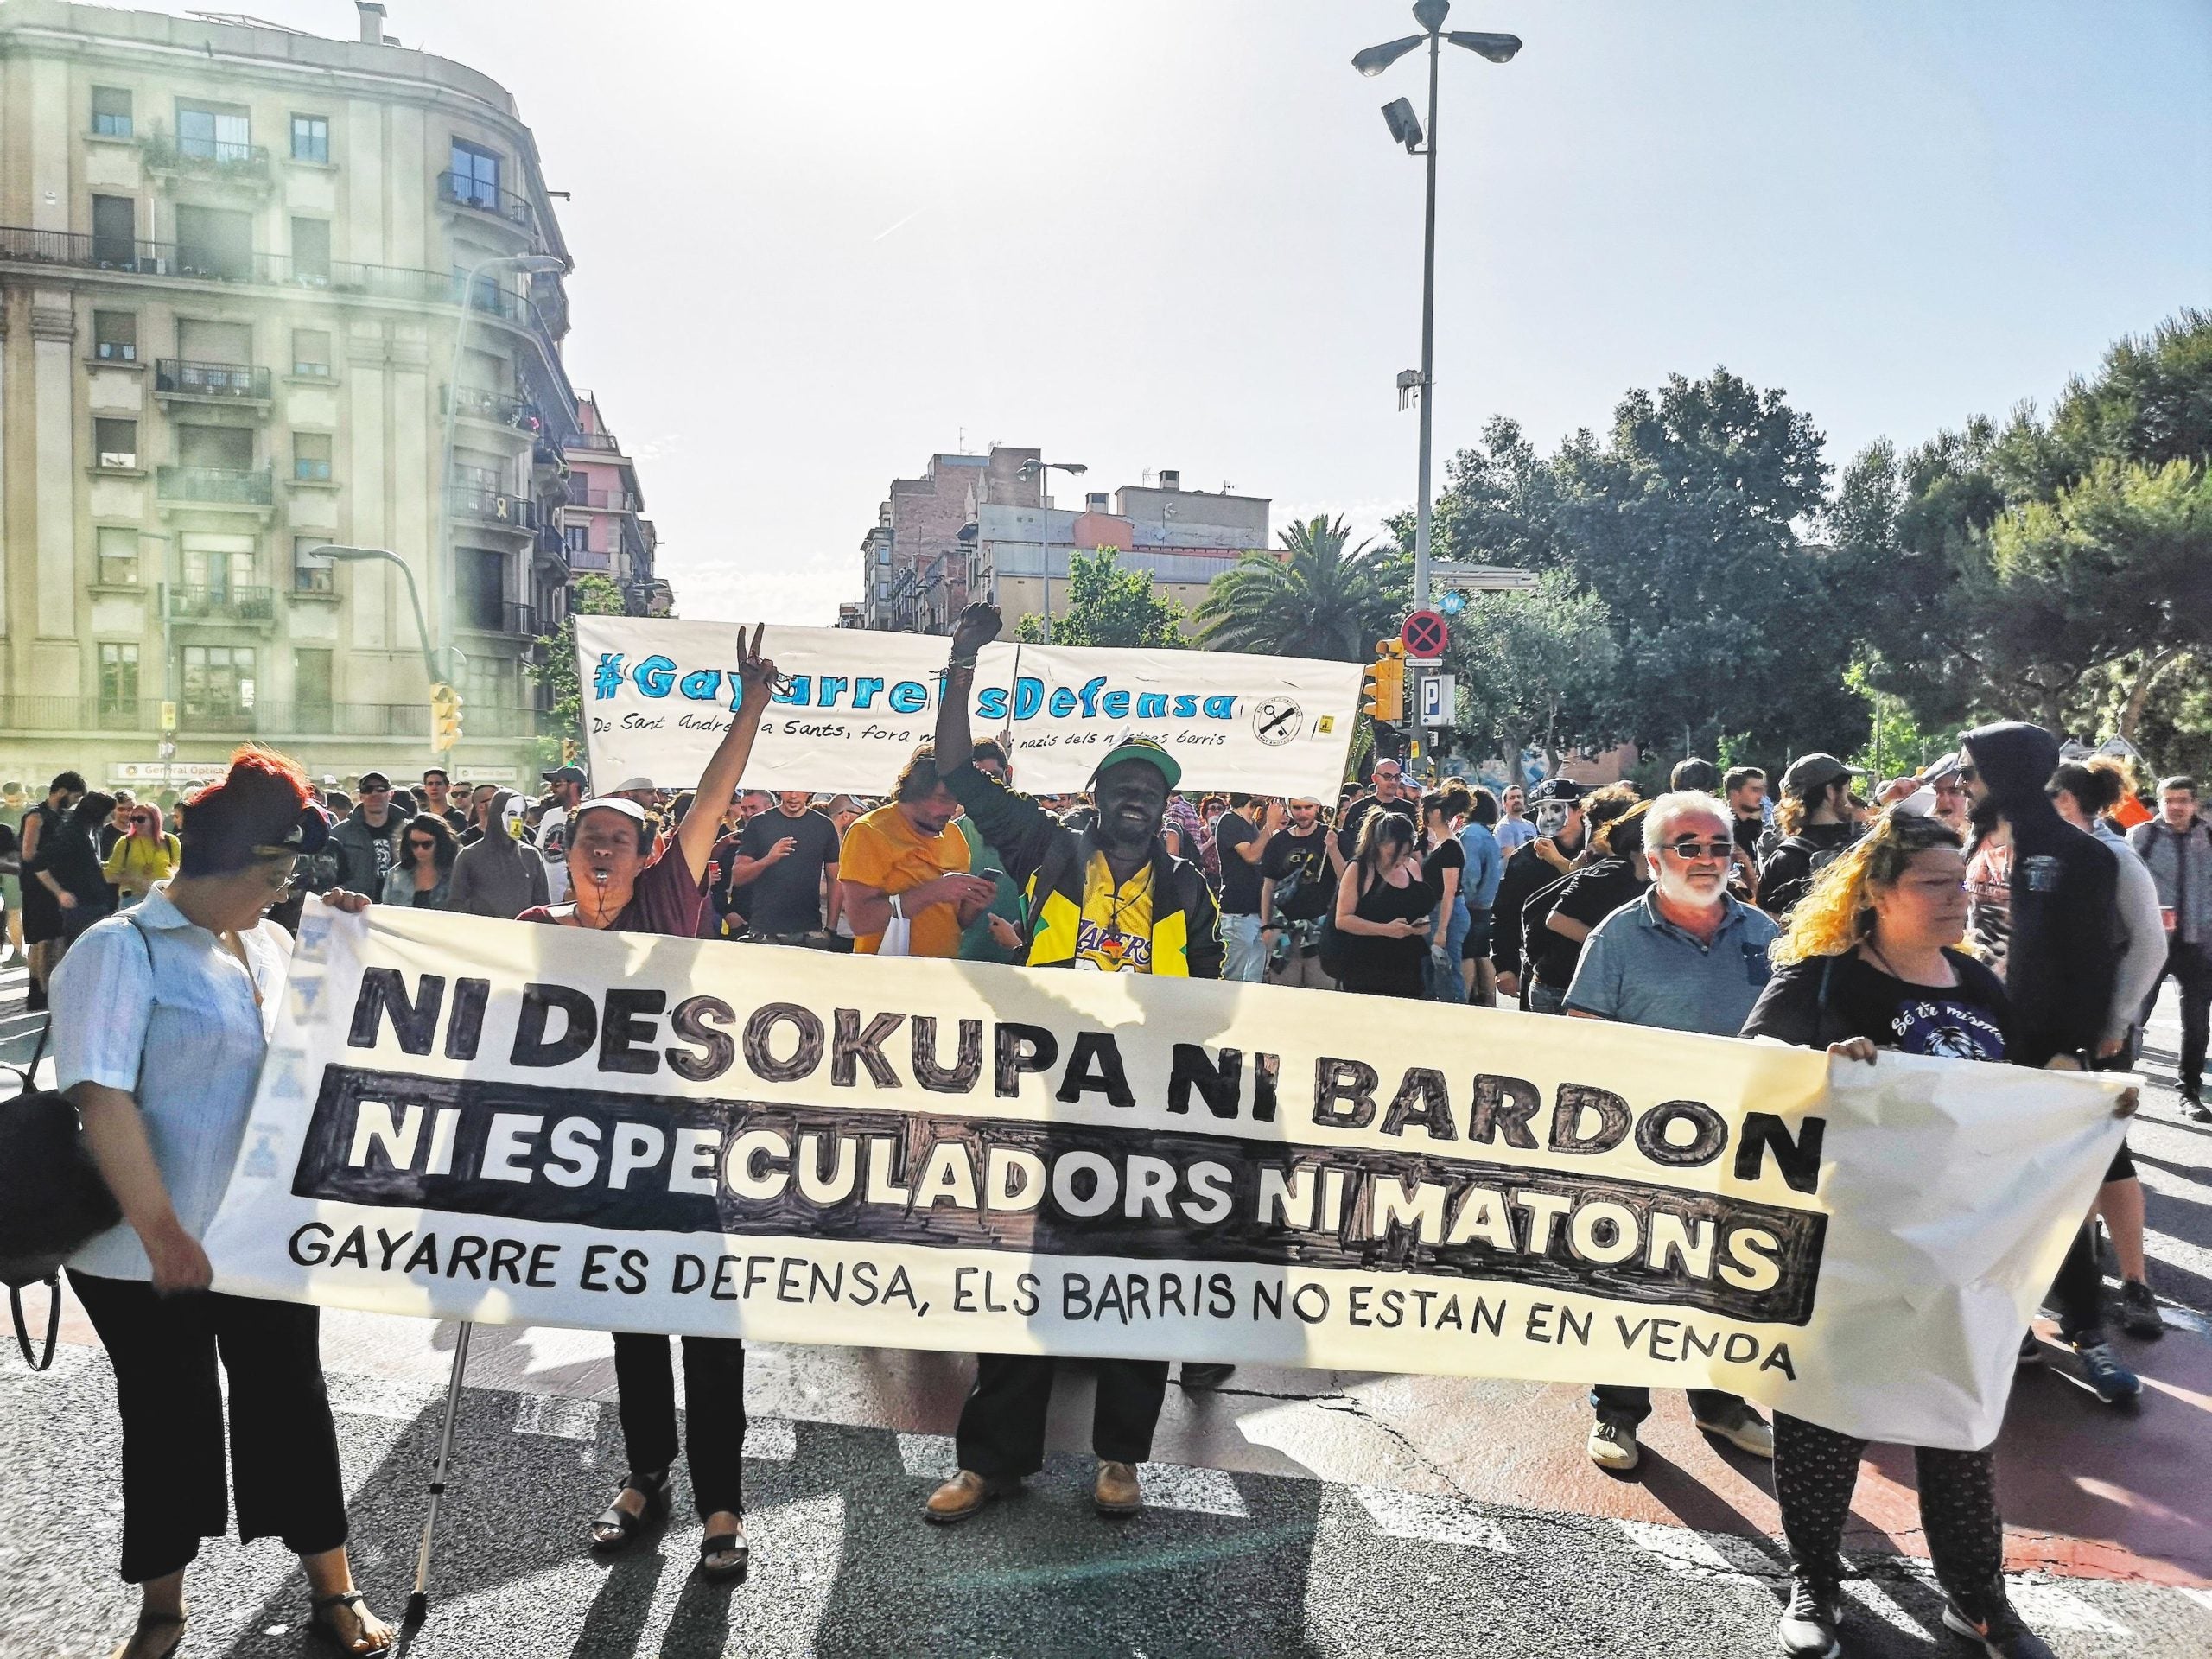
[1661,839,1735,861]
[407,838,436,850]
[1953,766,1978,785]
[362,784,391,794]
[130,814,154,825]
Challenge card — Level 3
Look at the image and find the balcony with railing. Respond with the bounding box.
[568,486,640,512]
[458,599,539,637]
[569,430,623,454]
[0,694,544,741]
[168,584,275,622]
[436,170,538,238]
[448,486,538,531]
[156,465,274,506]
[0,230,559,345]
[155,358,270,402]
[139,127,273,187]
[446,385,543,433]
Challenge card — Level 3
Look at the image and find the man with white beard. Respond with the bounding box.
[1561,791,1783,1475]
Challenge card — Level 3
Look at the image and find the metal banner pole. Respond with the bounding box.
[404,1320,474,1625]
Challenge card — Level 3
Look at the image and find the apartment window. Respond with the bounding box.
[290,114,329,164]
[97,526,140,586]
[461,547,505,630]
[181,645,255,721]
[292,328,332,377]
[564,523,591,554]
[182,533,255,597]
[875,542,891,566]
[175,101,250,162]
[93,311,137,362]
[94,418,139,470]
[91,194,136,267]
[99,645,141,720]
[175,204,252,282]
[92,87,133,137]
[463,652,516,713]
[293,432,333,482]
[290,216,330,283]
[448,138,502,207]
[177,424,253,470]
[875,580,890,601]
[293,537,334,593]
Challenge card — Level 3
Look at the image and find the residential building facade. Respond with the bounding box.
[858,446,1039,635]
[0,0,664,791]
[969,470,1270,639]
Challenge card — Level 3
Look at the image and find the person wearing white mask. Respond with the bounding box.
[446,787,549,918]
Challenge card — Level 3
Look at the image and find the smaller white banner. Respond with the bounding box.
[574,619,1361,798]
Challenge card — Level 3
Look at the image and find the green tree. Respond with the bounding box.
[1417,376,1867,766]
[1444,569,1622,787]
[1845,311,2212,741]
[1014,548,1185,648]
[1194,514,1398,660]
[531,575,628,769]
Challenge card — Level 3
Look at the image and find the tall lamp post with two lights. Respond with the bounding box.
[1015,456,1088,637]
[1354,1,1521,615]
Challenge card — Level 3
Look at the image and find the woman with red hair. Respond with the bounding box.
[50,747,393,1659]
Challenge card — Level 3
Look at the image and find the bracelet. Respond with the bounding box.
[947,655,978,671]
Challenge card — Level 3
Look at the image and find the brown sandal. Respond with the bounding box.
[308,1592,391,1659]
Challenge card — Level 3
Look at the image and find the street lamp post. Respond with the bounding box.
[314,544,443,766]
[1015,458,1088,637]
[435,251,567,679]
[1355,1,1521,615]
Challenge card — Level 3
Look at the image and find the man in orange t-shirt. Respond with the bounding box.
[836,743,995,957]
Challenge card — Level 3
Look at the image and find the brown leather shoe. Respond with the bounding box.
[923,1469,1009,1524]
[1093,1459,1142,1516]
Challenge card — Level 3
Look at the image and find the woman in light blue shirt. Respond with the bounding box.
[54,748,392,1659]
[1458,787,1506,1005]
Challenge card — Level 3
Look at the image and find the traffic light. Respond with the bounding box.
[561,736,579,766]
[429,682,464,752]
[1361,639,1406,721]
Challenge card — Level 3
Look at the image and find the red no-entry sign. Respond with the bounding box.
[1401,609,1448,659]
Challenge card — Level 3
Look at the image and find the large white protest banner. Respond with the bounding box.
[572,617,1361,799]
[205,902,2128,1450]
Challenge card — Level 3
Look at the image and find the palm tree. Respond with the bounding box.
[1195,514,1396,660]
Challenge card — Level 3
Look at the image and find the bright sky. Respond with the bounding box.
[162,1,2211,624]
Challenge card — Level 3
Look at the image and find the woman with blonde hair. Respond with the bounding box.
[1742,810,2132,1659]
[102,801,182,907]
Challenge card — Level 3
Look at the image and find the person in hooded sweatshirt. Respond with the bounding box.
[446,788,548,919]
[1958,721,2140,1408]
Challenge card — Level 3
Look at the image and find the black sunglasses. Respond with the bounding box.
[1662,838,1735,861]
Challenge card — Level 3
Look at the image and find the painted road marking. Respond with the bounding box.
[2006,1580,2132,1637]
[897,1432,959,1481]
[325,1373,444,1421]
[747,1414,797,1462]
[1349,1485,1514,1552]
[1613,1518,1783,1580]
[512,1394,600,1440]
[1135,1462,1249,1517]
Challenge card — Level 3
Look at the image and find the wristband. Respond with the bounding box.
[948,655,978,671]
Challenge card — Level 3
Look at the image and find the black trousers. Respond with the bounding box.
[1773,1413,2002,1617]
[953,1355,1170,1480]
[611,1332,747,1519]
[1587,1383,1744,1428]
[70,1271,348,1584]
[2147,939,2211,1090]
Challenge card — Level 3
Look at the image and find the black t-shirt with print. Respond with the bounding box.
[1217,811,1264,915]
[1741,947,2011,1061]
[1528,858,1645,988]
[1261,826,1332,923]
[730,808,841,934]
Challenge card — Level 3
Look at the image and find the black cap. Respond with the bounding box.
[1529,778,1584,804]
[1780,753,1864,799]
[541,764,589,786]
[358,770,391,791]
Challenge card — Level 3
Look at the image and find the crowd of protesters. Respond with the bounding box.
[3,602,2187,1659]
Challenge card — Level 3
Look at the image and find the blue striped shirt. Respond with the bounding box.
[50,883,292,1281]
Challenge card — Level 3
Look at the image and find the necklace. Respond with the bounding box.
[1102,860,1154,934]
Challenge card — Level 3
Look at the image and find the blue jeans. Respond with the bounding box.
[1222,912,1266,982]
[1427,902,1471,1002]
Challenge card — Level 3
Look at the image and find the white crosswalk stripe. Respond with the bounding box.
[896,1432,959,1480]
[511,1394,601,1440]
[2005,1580,2133,1637]
[1134,1462,1249,1517]
[1348,1485,1515,1552]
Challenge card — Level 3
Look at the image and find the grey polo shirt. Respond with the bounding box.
[1563,891,1780,1036]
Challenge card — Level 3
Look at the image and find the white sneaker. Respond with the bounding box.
[1586,1418,1640,1471]
[1694,1401,1776,1459]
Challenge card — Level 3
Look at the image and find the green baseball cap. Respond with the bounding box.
[1090,734,1182,791]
